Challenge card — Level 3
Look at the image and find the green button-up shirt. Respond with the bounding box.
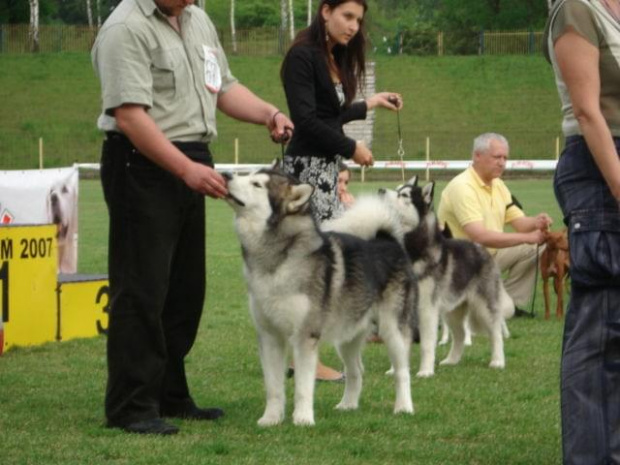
[92,0,237,142]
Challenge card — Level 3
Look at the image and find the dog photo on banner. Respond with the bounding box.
[0,166,79,274]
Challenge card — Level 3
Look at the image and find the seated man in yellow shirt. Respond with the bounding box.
[437,133,551,313]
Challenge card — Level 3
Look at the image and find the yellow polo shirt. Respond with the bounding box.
[437,166,524,254]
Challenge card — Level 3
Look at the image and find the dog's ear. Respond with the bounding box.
[406,175,418,187]
[287,184,314,213]
[422,182,435,206]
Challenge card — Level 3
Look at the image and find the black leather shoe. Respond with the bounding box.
[115,418,179,435]
[162,405,225,421]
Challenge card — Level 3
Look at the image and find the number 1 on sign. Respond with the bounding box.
[0,261,8,323]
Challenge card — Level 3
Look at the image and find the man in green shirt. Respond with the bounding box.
[92,0,293,435]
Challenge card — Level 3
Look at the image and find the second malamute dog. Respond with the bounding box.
[380,177,514,377]
[224,166,418,426]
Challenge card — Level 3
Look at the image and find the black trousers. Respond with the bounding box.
[101,133,212,426]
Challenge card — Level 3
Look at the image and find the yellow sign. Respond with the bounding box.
[1,224,58,351]
[58,276,109,342]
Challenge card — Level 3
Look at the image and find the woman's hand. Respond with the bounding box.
[366,92,403,111]
[268,111,294,143]
[351,141,373,167]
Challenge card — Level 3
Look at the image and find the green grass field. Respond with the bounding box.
[0,177,565,464]
[0,53,561,170]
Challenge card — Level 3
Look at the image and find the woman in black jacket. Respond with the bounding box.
[281,0,402,222]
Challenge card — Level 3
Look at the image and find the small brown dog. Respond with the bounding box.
[541,229,570,320]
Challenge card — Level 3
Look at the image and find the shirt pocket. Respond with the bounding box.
[569,209,620,287]
[151,47,187,99]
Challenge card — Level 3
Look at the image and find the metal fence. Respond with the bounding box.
[0,24,545,56]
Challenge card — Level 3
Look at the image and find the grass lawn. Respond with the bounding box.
[0,176,564,464]
[0,53,561,170]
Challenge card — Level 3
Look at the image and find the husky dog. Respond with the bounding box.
[224,166,418,426]
[322,194,407,243]
[380,177,514,377]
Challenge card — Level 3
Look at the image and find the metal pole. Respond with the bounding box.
[39,137,44,169]
[425,137,430,182]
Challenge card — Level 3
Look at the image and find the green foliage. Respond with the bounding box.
[13,0,551,33]
[437,0,549,30]
[0,0,57,24]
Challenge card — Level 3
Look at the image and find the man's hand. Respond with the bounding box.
[526,229,547,245]
[535,213,553,231]
[181,162,228,199]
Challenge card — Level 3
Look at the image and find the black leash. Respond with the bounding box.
[389,96,406,183]
[507,194,538,318]
[529,243,540,318]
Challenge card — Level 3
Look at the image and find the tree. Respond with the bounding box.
[280,0,287,33]
[230,0,237,53]
[1,0,56,24]
[28,0,39,52]
[307,0,312,25]
[288,0,295,39]
[85,0,93,27]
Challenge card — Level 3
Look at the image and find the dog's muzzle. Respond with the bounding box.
[226,193,245,207]
[221,172,246,207]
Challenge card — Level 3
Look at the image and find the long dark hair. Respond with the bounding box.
[281,0,368,106]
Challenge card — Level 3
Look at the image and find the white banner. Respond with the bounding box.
[0,167,79,273]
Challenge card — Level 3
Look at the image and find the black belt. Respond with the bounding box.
[105,131,213,167]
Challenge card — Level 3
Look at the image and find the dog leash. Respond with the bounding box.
[529,243,541,318]
[388,96,406,183]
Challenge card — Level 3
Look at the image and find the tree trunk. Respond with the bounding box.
[307,0,312,26]
[86,0,94,28]
[230,0,237,54]
[288,0,295,40]
[280,0,288,33]
[28,0,39,53]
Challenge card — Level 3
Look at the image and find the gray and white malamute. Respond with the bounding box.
[380,177,514,377]
[224,166,418,426]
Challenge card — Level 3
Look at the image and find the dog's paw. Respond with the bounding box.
[415,369,435,378]
[439,357,459,366]
[257,414,283,427]
[292,413,315,426]
[393,402,414,415]
[489,360,505,369]
[438,339,448,346]
[384,366,395,376]
[335,401,358,411]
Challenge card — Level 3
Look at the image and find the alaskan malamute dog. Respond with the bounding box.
[380,177,514,377]
[224,167,418,426]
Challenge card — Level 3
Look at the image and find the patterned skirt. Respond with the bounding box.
[282,154,344,222]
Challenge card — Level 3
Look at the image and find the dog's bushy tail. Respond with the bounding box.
[322,195,404,244]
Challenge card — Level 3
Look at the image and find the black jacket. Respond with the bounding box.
[282,44,367,159]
